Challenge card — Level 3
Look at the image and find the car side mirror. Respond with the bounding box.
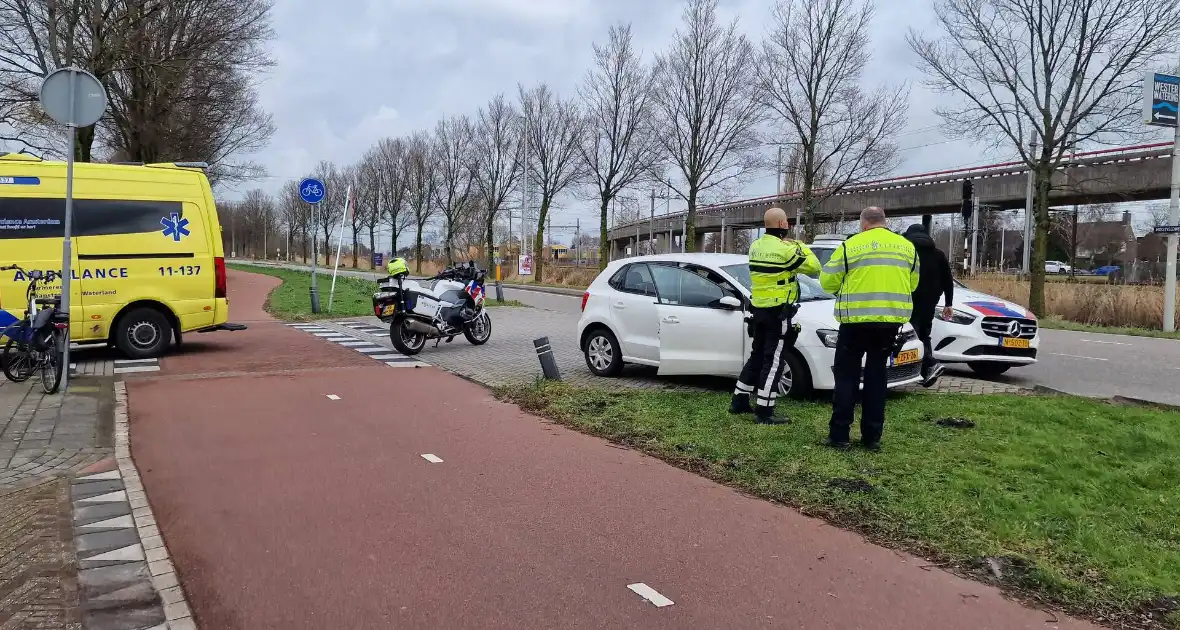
[718,295,741,310]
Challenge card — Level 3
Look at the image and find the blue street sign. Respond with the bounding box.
[1143,72,1179,127]
[299,178,326,204]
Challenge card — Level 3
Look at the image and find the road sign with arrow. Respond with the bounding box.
[1143,72,1179,127]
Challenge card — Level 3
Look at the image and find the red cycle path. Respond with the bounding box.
[126,270,1097,629]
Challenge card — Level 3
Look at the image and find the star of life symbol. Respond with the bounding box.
[161,212,190,242]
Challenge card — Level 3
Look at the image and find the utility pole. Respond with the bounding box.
[649,189,655,254]
[970,197,980,275]
[1071,204,1079,280]
[1164,63,1180,332]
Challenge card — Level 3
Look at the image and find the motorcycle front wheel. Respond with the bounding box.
[463,311,492,346]
[389,317,427,356]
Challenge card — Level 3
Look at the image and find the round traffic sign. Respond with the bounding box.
[39,67,107,127]
[299,178,326,204]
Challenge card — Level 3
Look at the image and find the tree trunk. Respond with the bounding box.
[445,217,455,265]
[322,225,332,266]
[534,197,551,282]
[685,185,699,252]
[1027,165,1052,315]
[485,211,496,272]
[351,226,359,268]
[415,220,425,273]
[597,195,610,270]
[368,226,376,269]
[75,126,95,162]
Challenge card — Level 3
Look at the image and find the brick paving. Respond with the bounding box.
[0,478,81,630]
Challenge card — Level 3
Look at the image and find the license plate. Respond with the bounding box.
[1001,337,1029,348]
[891,349,920,366]
[382,304,396,315]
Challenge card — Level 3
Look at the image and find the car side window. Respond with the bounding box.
[649,263,727,308]
[610,263,657,297]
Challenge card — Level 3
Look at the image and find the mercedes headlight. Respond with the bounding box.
[816,328,839,348]
[935,308,977,325]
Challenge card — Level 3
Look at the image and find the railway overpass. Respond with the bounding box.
[606,142,1175,257]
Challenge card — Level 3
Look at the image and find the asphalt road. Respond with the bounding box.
[232,260,1180,406]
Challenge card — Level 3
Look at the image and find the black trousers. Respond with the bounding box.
[734,305,797,412]
[829,322,901,444]
[909,305,936,377]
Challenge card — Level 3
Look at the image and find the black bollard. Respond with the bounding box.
[309,286,321,313]
[533,336,562,380]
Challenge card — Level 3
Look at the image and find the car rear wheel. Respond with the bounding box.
[968,361,1011,377]
[776,350,813,400]
[583,328,623,377]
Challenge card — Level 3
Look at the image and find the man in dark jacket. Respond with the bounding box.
[903,224,954,387]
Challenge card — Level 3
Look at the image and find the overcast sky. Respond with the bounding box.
[231,0,1168,244]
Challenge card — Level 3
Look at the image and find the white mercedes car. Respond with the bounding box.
[807,238,1040,377]
[575,253,925,398]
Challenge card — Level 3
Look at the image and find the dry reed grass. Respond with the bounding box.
[965,273,1179,329]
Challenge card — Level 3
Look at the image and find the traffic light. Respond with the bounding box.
[960,179,974,220]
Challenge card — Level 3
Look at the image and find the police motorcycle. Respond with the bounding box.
[372,258,492,356]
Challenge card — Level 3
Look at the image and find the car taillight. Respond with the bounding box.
[214,256,227,298]
[581,291,589,312]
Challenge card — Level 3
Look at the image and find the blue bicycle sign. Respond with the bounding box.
[299,178,326,204]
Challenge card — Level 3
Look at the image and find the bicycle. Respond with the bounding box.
[0,265,66,393]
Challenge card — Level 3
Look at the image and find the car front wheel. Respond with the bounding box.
[583,328,623,377]
[776,350,813,400]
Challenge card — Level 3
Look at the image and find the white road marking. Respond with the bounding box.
[113,358,158,365]
[1049,353,1108,361]
[420,454,443,463]
[334,340,372,346]
[369,354,402,360]
[313,333,348,338]
[326,394,341,400]
[352,346,387,353]
[385,361,420,368]
[1080,339,1130,345]
[113,366,161,374]
[627,583,674,608]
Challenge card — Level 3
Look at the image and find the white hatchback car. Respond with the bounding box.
[576,253,925,398]
[807,241,1041,378]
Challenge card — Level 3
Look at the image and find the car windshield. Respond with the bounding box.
[720,263,833,301]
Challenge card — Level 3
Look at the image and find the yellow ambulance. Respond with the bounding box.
[0,152,244,359]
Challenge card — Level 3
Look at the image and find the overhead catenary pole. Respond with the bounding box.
[970,197,980,275]
[1022,140,1038,275]
[649,189,655,254]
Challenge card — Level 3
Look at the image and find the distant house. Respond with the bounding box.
[1073,212,1136,266]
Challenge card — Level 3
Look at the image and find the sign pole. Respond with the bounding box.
[298,178,326,313]
[309,201,320,312]
[59,69,77,392]
[1164,107,1179,332]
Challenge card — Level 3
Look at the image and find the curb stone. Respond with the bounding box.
[112,381,200,630]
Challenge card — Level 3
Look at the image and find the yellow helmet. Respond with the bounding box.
[386,257,409,279]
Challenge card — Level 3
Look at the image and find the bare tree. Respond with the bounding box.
[470,93,524,269]
[311,161,346,265]
[432,115,476,264]
[579,23,659,269]
[908,0,1180,314]
[374,137,411,256]
[650,0,762,251]
[355,156,382,267]
[518,82,585,281]
[277,182,310,262]
[1138,203,1173,235]
[758,0,907,240]
[405,132,438,272]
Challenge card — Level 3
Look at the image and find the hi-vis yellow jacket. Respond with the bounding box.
[748,234,821,308]
[819,227,919,324]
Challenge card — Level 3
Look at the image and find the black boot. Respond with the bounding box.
[728,393,753,415]
[754,405,789,425]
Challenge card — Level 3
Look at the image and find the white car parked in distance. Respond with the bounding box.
[1045,260,1072,274]
[576,253,925,398]
[806,238,1041,378]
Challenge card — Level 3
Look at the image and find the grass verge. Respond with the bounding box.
[1037,316,1180,340]
[229,264,526,320]
[498,382,1180,628]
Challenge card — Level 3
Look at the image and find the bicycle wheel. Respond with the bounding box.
[2,334,35,383]
[39,330,63,394]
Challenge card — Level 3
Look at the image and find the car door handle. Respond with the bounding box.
[661,316,679,324]
[613,301,625,309]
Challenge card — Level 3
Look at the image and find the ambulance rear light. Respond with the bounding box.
[214,257,227,299]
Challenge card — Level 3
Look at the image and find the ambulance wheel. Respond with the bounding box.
[114,307,172,359]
